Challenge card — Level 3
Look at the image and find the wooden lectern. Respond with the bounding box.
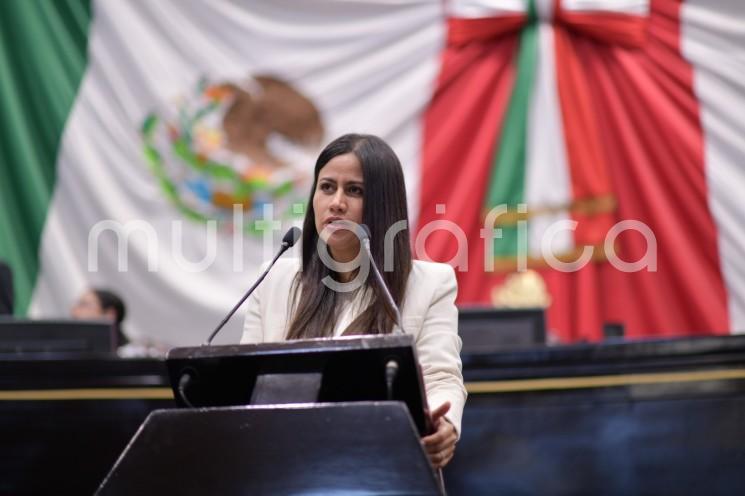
[97,335,443,495]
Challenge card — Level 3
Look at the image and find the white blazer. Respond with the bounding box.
[241,258,467,435]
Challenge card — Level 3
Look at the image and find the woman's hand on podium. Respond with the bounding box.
[422,401,457,469]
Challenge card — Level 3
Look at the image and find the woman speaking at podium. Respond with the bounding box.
[242,134,466,469]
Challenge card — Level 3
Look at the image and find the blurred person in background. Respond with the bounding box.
[71,288,166,358]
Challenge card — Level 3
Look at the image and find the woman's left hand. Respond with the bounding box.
[422,401,458,469]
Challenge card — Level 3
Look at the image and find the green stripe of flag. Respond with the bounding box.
[484,0,538,258]
[0,0,92,314]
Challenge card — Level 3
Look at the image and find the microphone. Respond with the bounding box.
[203,226,301,345]
[357,224,404,335]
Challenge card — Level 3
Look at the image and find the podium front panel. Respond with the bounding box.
[98,401,441,495]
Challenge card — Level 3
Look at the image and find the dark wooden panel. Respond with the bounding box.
[462,335,745,380]
[0,355,173,495]
[99,403,440,495]
[0,398,173,495]
[446,334,745,495]
[446,386,745,495]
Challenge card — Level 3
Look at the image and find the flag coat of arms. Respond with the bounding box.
[1,0,743,345]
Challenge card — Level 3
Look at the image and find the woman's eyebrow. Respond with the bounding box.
[318,177,364,185]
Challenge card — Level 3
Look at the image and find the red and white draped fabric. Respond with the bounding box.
[419,0,734,341]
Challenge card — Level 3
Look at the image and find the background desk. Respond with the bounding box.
[2,336,745,495]
[0,355,173,495]
[446,335,745,495]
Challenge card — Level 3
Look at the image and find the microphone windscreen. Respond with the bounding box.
[283,226,302,247]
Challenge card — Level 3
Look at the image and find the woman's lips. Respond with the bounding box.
[323,218,354,233]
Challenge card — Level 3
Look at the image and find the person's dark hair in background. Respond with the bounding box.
[286,133,412,340]
[93,289,126,325]
[92,289,128,347]
[0,261,13,315]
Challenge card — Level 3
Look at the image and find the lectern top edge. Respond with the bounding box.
[167,333,416,360]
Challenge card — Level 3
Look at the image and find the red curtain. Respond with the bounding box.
[419,0,729,341]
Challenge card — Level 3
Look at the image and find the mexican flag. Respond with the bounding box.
[1,0,743,346]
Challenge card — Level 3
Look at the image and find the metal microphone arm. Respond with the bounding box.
[203,227,301,346]
[361,237,404,335]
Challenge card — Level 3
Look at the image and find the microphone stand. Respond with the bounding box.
[203,227,301,346]
[360,226,447,491]
[360,236,403,335]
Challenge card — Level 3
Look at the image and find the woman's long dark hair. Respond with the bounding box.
[286,134,412,339]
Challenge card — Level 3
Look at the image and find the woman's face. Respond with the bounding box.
[71,290,106,320]
[313,152,364,262]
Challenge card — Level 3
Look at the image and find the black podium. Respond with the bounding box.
[97,335,442,495]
